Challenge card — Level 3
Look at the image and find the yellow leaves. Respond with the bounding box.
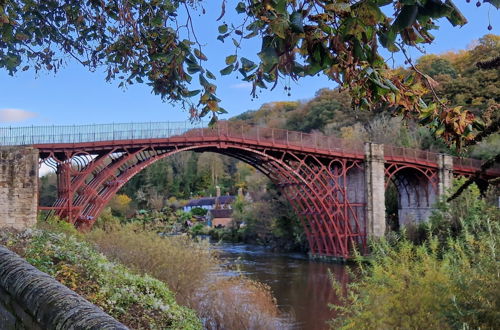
[55,264,80,290]
[207,100,218,111]
[108,194,132,216]
[352,2,384,26]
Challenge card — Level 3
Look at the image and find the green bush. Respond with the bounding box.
[331,181,500,329]
[189,223,207,236]
[3,228,201,329]
[87,225,218,306]
[190,207,208,217]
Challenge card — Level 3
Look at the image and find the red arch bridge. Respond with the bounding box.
[1,121,498,259]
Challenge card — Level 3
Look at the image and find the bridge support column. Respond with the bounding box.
[438,154,453,197]
[0,147,38,230]
[364,143,385,237]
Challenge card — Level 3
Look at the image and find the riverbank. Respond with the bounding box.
[214,243,350,330]
[1,219,293,329]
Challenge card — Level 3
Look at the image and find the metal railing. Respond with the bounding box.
[0,121,495,173]
[0,122,207,145]
[0,121,366,155]
[383,145,439,164]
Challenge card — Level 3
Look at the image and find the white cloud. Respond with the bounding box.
[230,82,252,89]
[39,163,54,177]
[0,108,37,123]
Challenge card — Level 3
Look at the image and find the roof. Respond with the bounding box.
[216,195,235,204]
[210,209,233,218]
[185,195,236,207]
[185,197,215,207]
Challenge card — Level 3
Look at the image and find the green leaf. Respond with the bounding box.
[392,5,418,31]
[206,70,216,80]
[271,17,289,39]
[275,0,288,14]
[379,29,399,52]
[220,64,234,75]
[186,89,201,97]
[218,24,228,34]
[241,57,256,72]
[199,74,210,88]
[384,79,399,92]
[232,38,240,48]
[225,55,237,65]
[484,0,500,9]
[290,12,304,33]
[194,49,207,61]
[187,63,201,74]
[151,13,163,27]
[209,115,218,127]
[235,2,246,14]
[304,63,322,76]
[444,0,467,26]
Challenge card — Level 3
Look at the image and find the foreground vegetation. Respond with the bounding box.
[1,217,290,329]
[87,223,290,329]
[331,180,500,329]
[0,223,201,329]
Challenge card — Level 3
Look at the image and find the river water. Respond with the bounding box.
[214,243,351,330]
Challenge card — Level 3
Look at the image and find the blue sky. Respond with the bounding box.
[0,1,498,127]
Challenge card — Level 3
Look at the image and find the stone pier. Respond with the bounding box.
[364,143,386,237]
[438,154,454,197]
[0,147,39,230]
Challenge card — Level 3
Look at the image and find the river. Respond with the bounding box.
[214,243,351,330]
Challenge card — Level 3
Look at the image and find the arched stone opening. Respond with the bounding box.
[385,166,438,229]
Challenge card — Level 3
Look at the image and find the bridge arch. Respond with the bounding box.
[385,163,438,228]
[24,121,495,258]
[40,141,366,258]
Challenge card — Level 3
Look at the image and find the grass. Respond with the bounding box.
[0,225,201,329]
[87,224,217,306]
[86,222,292,329]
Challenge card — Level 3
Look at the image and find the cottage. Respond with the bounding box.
[210,209,233,228]
[183,195,236,211]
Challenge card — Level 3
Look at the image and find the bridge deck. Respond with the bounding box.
[0,121,497,176]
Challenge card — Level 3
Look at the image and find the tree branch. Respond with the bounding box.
[447,152,500,202]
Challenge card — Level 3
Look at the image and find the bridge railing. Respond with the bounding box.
[383,145,440,164]
[0,122,208,145]
[452,157,484,171]
[210,121,365,155]
[1,121,496,173]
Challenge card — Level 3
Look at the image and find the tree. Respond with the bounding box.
[108,193,132,217]
[1,0,498,145]
[197,152,225,187]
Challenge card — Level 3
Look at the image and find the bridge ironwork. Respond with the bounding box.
[1,121,496,258]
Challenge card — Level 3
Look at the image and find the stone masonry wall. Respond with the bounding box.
[364,143,386,237]
[0,245,128,330]
[0,147,38,230]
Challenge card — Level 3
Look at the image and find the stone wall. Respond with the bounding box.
[364,143,386,237]
[0,245,128,330]
[0,147,38,230]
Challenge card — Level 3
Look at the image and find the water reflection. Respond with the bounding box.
[214,243,350,330]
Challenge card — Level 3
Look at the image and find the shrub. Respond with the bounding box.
[190,207,208,217]
[194,277,290,330]
[330,181,500,329]
[189,223,209,236]
[1,229,201,329]
[87,225,218,306]
[87,224,292,329]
